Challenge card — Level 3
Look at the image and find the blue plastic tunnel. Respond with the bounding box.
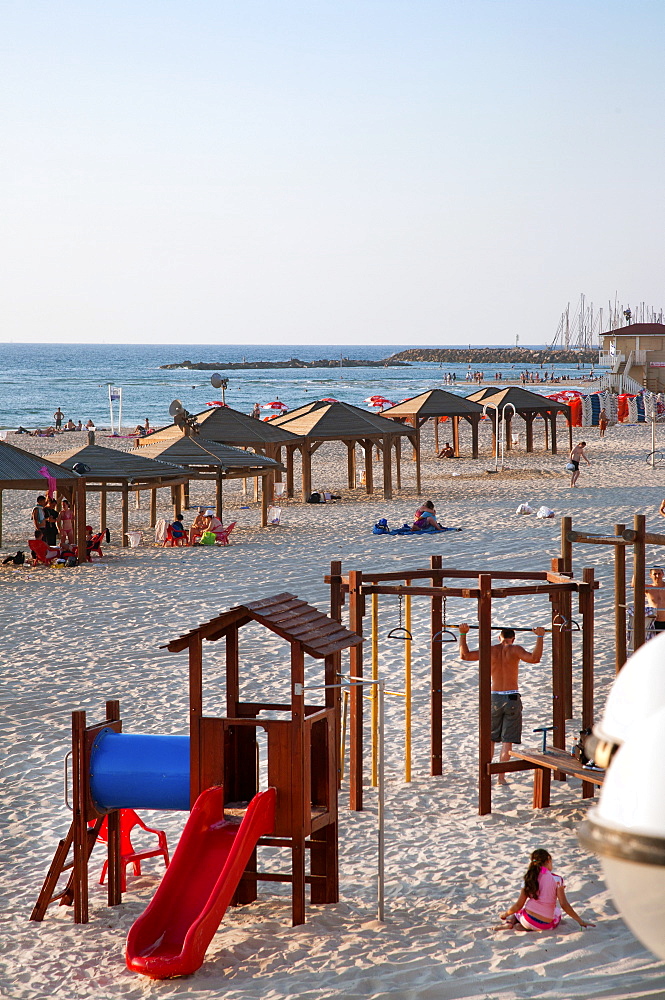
[89,729,190,811]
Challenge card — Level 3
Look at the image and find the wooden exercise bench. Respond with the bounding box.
[508,747,604,808]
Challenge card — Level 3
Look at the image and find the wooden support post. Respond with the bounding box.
[135,489,141,510]
[346,442,356,489]
[371,591,379,787]
[121,485,129,547]
[478,574,493,815]
[615,523,627,672]
[261,475,269,526]
[551,556,573,719]
[188,633,203,808]
[580,568,595,731]
[329,560,344,788]
[395,437,401,490]
[632,514,646,651]
[434,416,439,455]
[430,555,443,776]
[150,486,157,528]
[75,477,87,561]
[348,570,364,811]
[452,416,460,457]
[550,412,558,455]
[290,643,306,926]
[382,438,393,500]
[183,480,190,510]
[469,416,478,459]
[99,488,107,535]
[543,414,549,452]
[560,516,573,573]
[105,700,122,907]
[215,468,224,521]
[302,444,312,501]
[525,414,534,453]
[404,583,411,782]
[253,473,259,503]
[286,445,295,498]
[72,710,89,923]
[0,489,3,547]
[505,412,512,451]
[414,429,421,494]
[550,589,567,767]
[363,440,373,495]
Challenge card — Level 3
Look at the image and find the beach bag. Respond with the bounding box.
[373,518,389,535]
[200,530,217,545]
[536,506,555,519]
[306,492,322,504]
[565,462,576,472]
[515,503,534,515]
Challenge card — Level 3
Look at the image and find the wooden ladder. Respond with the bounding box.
[30,817,103,922]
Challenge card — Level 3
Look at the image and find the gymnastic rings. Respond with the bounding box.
[387,593,413,641]
[432,595,457,643]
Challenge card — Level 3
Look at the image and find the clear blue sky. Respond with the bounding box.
[1,1,663,345]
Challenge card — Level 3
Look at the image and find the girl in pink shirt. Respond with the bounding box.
[499,849,594,931]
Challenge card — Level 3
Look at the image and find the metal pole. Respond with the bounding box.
[118,388,123,435]
[378,678,385,922]
[651,413,656,467]
[404,588,412,782]
[108,385,114,435]
[371,593,379,787]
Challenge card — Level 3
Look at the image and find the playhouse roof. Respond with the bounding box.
[166,592,362,659]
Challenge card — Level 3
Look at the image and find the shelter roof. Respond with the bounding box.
[466,386,571,412]
[48,443,188,482]
[381,389,484,418]
[0,441,80,489]
[142,405,302,448]
[166,592,362,659]
[270,400,413,440]
[137,435,283,471]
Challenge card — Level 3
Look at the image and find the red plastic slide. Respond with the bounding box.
[125,785,276,979]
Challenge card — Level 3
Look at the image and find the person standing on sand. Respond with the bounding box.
[631,566,665,634]
[569,441,590,487]
[598,409,608,437]
[53,407,64,431]
[458,623,545,784]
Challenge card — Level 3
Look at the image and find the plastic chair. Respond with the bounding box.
[92,809,170,891]
[28,539,59,565]
[86,532,104,560]
[163,525,188,547]
[216,521,236,546]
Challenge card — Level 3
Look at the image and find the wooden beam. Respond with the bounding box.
[632,514,646,651]
[348,570,364,811]
[121,485,129,547]
[430,555,443,776]
[581,569,595,730]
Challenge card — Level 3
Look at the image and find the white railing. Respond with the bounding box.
[599,352,624,368]
[599,372,645,394]
[634,349,647,364]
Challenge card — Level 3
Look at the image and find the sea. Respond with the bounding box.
[0,343,604,431]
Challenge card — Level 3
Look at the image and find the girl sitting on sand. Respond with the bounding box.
[499,849,595,931]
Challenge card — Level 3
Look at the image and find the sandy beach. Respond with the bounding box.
[2,415,665,1000]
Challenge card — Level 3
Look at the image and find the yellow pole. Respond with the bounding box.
[371,592,379,786]
[405,586,412,782]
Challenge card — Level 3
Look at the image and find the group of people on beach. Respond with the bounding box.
[18,410,96,437]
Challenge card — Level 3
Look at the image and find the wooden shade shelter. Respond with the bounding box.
[164,592,363,926]
[381,389,485,459]
[0,440,85,553]
[465,386,573,455]
[138,436,283,527]
[270,400,418,500]
[49,443,191,547]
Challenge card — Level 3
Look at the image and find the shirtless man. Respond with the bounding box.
[459,623,545,784]
[569,441,590,487]
[632,566,665,634]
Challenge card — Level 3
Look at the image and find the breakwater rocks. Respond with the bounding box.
[159,358,411,370]
[386,348,598,365]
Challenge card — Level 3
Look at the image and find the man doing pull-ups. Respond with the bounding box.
[458,624,545,784]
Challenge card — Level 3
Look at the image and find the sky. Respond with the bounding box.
[1,0,664,346]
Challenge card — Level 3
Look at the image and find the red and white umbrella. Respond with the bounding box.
[546,390,586,403]
[261,401,288,411]
[320,397,338,402]
[366,397,395,410]
[207,401,228,407]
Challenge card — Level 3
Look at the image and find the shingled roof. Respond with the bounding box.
[48,443,188,481]
[136,436,283,471]
[0,441,80,489]
[270,400,413,440]
[166,592,362,659]
[381,389,485,418]
[141,405,302,448]
[466,386,571,412]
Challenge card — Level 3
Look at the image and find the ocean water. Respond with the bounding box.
[0,343,602,430]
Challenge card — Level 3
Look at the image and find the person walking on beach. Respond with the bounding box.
[498,848,595,931]
[631,566,665,634]
[598,409,608,438]
[53,407,64,431]
[458,623,545,784]
[569,441,590,487]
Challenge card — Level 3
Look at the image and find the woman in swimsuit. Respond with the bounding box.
[499,849,594,931]
[57,498,75,545]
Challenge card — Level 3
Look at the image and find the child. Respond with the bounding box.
[499,849,595,931]
[169,514,188,545]
[57,498,75,545]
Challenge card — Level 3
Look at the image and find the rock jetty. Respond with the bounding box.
[159,357,411,370]
[386,348,598,365]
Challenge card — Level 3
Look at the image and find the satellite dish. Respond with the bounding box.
[210,373,223,389]
[169,399,184,417]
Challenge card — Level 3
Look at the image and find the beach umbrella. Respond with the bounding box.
[365,395,395,409]
[262,401,288,411]
[546,390,586,403]
[206,401,228,407]
[320,397,339,402]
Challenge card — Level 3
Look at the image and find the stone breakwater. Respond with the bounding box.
[386,348,598,364]
[159,358,411,370]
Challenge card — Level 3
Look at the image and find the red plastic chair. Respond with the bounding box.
[28,539,59,565]
[87,532,104,559]
[216,521,237,546]
[93,810,170,891]
[163,524,189,547]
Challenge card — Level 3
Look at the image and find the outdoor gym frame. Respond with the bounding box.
[327,556,598,816]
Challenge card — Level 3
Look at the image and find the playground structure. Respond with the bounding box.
[327,556,598,816]
[561,513,663,667]
[31,594,361,978]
